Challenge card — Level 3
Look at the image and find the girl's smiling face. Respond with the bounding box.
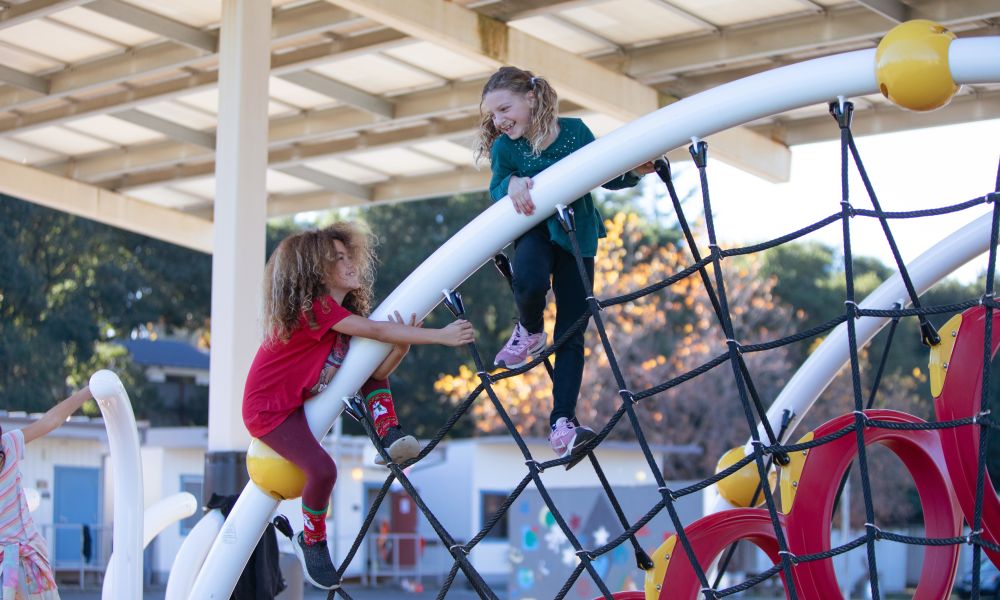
[326,239,361,295]
[483,88,535,140]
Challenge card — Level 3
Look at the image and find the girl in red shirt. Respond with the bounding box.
[242,222,473,589]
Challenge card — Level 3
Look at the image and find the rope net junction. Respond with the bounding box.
[327,101,1000,599]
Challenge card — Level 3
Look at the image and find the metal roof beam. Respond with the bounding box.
[105,113,485,190]
[0,64,48,93]
[0,2,379,114]
[0,158,211,252]
[47,81,484,182]
[268,166,491,216]
[761,90,1000,146]
[852,0,909,24]
[112,109,216,148]
[0,0,91,30]
[620,1,1000,82]
[86,0,218,52]
[274,165,373,201]
[0,28,408,134]
[326,0,791,182]
[278,71,395,119]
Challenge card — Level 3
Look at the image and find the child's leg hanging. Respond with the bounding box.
[259,408,337,544]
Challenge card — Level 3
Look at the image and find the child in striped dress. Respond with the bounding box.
[1,387,91,600]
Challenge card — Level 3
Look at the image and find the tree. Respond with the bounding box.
[434,210,798,478]
[0,194,211,416]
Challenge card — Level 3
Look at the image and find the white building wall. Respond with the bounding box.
[465,440,666,579]
[19,435,106,533]
[140,445,206,579]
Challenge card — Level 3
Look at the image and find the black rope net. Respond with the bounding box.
[328,101,1000,599]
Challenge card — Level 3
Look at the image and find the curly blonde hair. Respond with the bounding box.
[473,66,559,165]
[262,222,377,343]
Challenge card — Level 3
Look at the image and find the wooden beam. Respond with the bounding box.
[326,0,791,181]
[618,0,1000,82]
[0,158,212,252]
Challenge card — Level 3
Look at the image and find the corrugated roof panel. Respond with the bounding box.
[669,0,807,27]
[509,15,613,55]
[13,126,113,154]
[0,19,121,63]
[560,0,704,46]
[64,115,166,145]
[269,76,339,110]
[176,89,298,117]
[347,147,452,176]
[312,54,439,95]
[136,101,218,131]
[128,185,209,209]
[49,7,161,47]
[411,140,476,166]
[118,0,221,28]
[266,169,323,194]
[0,42,61,73]
[170,176,217,200]
[383,42,494,81]
[305,157,388,184]
[0,137,59,163]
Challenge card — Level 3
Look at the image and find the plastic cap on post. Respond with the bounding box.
[89,370,125,409]
[442,289,465,317]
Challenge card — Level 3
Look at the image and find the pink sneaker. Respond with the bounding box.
[548,417,596,459]
[494,322,547,369]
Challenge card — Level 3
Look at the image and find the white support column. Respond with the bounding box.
[208,0,271,455]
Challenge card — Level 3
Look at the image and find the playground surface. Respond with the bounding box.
[59,584,485,599]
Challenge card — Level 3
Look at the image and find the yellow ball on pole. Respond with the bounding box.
[715,446,776,508]
[875,19,958,112]
[246,438,306,501]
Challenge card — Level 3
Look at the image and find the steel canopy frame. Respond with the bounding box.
[185,37,1000,598]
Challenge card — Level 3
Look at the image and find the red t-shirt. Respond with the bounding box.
[243,296,352,437]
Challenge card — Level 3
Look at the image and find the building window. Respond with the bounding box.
[480,491,509,540]
[179,475,203,535]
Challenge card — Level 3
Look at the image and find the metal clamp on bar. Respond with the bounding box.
[555,204,576,233]
[920,319,941,347]
[442,289,465,317]
[829,97,854,128]
[341,394,366,423]
[493,253,514,287]
[688,138,708,168]
[653,157,671,182]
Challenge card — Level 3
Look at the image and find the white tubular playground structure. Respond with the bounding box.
[176,37,1000,598]
[88,370,144,600]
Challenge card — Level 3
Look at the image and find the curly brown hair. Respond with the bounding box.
[262,222,377,343]
[473,66,559,165]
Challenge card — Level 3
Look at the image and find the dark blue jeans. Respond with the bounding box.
[512,224,595,428]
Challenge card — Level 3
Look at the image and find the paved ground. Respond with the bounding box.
[60,582,488,599]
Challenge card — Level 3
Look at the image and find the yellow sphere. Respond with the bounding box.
[715,447,776,508]
[247,438,306,501]
[875,19,958,111]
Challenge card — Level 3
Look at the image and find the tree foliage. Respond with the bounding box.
[0,195,211,415]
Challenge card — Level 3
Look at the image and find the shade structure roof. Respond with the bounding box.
[0,0,997,252]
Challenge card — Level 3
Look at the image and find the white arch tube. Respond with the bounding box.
[102,492,198,600]
[165,508,225,600]
[191,37,1000,599]
[89,370,143,600]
